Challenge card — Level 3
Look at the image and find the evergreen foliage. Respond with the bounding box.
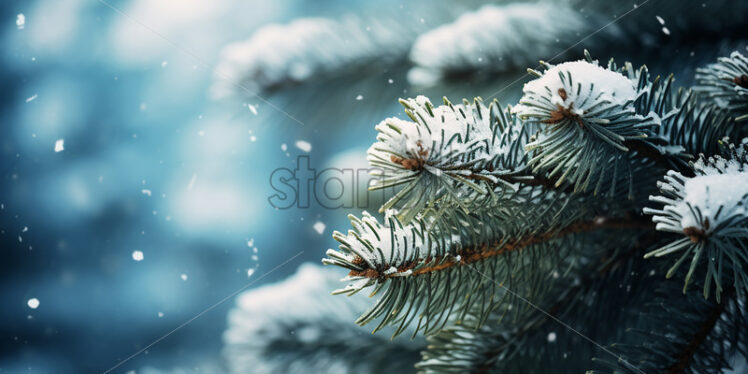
[321,49,748,373]
[695,51,748,122]
[208,3,748,372]
[224,264,423,373]
[405,1,748,86]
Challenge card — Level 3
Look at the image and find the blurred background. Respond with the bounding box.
[1,0,745,373]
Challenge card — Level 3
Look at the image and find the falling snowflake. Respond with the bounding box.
[161,61,168,67]
[248,104,258,115]
[547,332,557,343]
[180,273,188,281]
[26,94,38,103]
[141,189,152,197]
[247,268,256,277]
[656,15,665,25]
[313,221,326,234]
[295,140,312,152]
[250,135,257,142]
[187,173,198,191]
[158,312,164,318]
[132,250,144,261]
[16,14,25,30]
[662,27,670,35]
[281,143,287,151]
[54,139,64,153]
[355,94,363,101]
[27,298,39,309]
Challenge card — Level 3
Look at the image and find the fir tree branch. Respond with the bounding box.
[665,287,733,374]
[658,90,739,159]
[590,280,746,374]
[514,57,692,198]
[211,13,428,97]
[324,202,653,337]
[644,139,748,300]
[320,48,748,372]
[367,95,537,224]
[224,264,423,374]
[407,3,596,86]
[418,231,662,373]
[406,0,748,85]
[623,139,694,177]
[695,51,748,122]
[367,94,633,227]
[347,215,653,280]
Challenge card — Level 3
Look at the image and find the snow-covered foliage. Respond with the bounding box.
[407,3,591,85]
[323,212,453,295]
[513,60,645,131]
[319,39,748,370]
[405,1,748,85]
[645,139,748,298]
[211,16,419,97]
[696,50,748,121]
[677,173,748,230]
[369,95,503,178]
[366,95,526,223]
[647,140,747,239]
[223,264,422,374]
[513,59,663,194]
[323,185,594,335]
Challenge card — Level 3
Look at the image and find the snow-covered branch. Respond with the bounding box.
[211,16,419,98]
[696,50,748,121]
[644,139,748,299]
[407,3,599,85]
[513,59,670,196]
[223,264,422,373]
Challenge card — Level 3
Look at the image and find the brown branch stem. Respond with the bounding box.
[665,287,734,374]
[471,231,661,374]
[348,214,654,279]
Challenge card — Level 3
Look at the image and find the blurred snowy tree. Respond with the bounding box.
[223,264,423,373]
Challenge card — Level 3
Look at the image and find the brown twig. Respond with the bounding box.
[733,74,748,89]
[542,89,586,128]
[622,139,687,175]
[664,287,734,374]
[471,231,661,374]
